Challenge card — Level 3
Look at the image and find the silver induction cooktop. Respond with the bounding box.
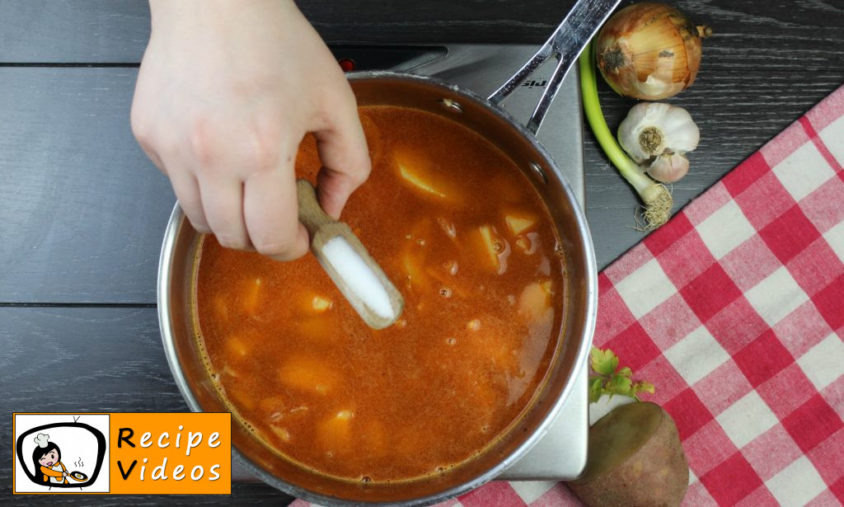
[233,43,589,483]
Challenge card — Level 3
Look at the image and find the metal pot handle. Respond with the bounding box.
[487,0,620,134]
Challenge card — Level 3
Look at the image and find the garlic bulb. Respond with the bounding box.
[618,103,699,183]
[648,153,690,183]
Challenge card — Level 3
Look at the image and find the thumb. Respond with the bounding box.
[313,100,371,219]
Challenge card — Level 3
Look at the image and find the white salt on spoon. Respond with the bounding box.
[296,179,404,329]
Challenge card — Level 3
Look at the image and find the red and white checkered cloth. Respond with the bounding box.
[293,84,844,507]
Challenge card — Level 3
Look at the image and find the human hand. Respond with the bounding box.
[131,0,371,260]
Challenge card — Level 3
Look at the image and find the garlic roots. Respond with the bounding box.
[618,103,700,183]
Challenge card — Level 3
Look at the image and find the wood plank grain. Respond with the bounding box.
[0,306,294,504]
[0,307,181,412]
[0,0,573,64]
[2,0,841,63]
[0,67,173,304]
[0,0,150,63]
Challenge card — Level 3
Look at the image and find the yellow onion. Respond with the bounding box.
[595,2,710,100]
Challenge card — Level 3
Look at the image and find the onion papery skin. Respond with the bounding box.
[595,2,705,100]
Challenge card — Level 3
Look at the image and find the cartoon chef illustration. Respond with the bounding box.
[32,433,69,485]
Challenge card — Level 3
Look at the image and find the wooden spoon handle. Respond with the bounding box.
[296,179,334,233]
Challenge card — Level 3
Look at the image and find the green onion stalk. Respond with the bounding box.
[579,42,673,230]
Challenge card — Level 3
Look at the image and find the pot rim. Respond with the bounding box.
[157,71,598,506]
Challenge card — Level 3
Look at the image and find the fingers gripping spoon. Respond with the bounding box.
[296,180,404,329]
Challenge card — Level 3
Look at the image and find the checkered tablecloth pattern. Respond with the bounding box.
[589,88,844,507]
[292,84,844,507]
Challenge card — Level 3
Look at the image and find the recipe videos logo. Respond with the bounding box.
[13,413,231,494]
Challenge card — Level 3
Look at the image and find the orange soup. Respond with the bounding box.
[193,105,565,483]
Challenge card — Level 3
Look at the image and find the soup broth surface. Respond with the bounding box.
[194,105,565,482]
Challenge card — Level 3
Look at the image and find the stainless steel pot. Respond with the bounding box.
[158,0,614,504]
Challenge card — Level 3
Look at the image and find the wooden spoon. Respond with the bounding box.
[296,179,404,329]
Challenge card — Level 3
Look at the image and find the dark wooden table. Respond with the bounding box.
[2,0,842,504]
